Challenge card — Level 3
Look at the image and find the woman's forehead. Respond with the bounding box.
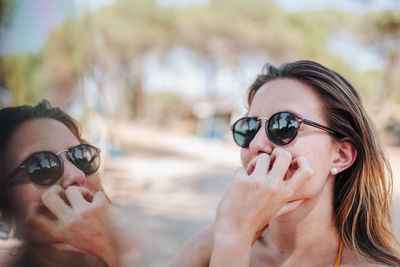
[249,79,325,120]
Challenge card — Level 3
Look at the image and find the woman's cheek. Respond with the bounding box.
[240,149,251,169]
[8,184,45,221]
[291,169,331,201]
[85,173,102,192]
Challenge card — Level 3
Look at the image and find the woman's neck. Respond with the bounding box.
[258,182,340,265]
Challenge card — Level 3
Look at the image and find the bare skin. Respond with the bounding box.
[210,150,314,267]
[165,224,214,267]
[3,119,118,267]
[167,78,382,266]
[25,185,118,267]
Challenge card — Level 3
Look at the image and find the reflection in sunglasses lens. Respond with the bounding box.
[268,112,300,145]
[26,152,62,185]
[70,145,100,174]
[234,118,259,148]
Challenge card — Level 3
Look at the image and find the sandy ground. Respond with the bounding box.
[1,122,400,266]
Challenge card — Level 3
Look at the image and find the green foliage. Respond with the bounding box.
[43,18,93,95]
[363,10,400,38]
[0,53,45,106]
[361,10,400,109]
[0,0,18,29]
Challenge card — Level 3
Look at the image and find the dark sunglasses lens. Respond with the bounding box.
[69,144,100,174]
[232,118,259,147]
[25,152,62,185]
[267,112,300,146]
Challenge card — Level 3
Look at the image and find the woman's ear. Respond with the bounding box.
[331,138,357,175]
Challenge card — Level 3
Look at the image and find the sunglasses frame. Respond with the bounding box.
[231,111,340,147]
[3,144,101,186]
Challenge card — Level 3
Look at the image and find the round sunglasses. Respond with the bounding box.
[231,111,339,147]
[4,144,101,186]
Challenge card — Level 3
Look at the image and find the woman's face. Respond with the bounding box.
[241,78,338,202]
[3,118,102,221]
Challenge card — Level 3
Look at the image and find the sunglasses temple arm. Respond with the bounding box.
[2,167,23,185]
[303,119,337,136]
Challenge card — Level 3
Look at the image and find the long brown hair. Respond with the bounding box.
[247,60,399,266]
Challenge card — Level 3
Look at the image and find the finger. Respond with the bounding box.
[284,157,313,192]
[250,153,271,180]
[233,167,248,180]
[104,191,112,203]
[65,186,89,210]
[245,155,266,176]
[268,148,292,181]
[41,185,72,220]
[50,243,84,253]
[92,191,109,205]
[272,200,304,219]
[68,186,95,203]
[231,168,248,190]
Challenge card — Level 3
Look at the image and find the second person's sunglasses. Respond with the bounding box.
[4,144,101,186]
[231,111,339,147]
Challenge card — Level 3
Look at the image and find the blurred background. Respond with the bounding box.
[0,0,399,265]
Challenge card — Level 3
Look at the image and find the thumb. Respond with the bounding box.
[272,200,304,219]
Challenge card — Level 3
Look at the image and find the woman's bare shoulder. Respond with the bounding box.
[165,223,213,267]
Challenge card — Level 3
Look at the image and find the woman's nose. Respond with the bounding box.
[59,155,85,188]
[248,123,273,155]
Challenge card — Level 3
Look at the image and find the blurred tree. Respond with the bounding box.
[0,0,19,105]
[0,0,17,29]
[363,11,400,104]
[0,54,45,106]
[83,0,176,118]
[1,0,398,124]
[42,18,93,108]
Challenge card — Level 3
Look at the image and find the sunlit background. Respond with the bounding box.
[1,0,400,265]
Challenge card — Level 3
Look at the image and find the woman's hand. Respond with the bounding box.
[210,148,313,267]
[25,185,118,267]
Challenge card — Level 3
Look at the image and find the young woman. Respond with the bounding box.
[168,60,400,266]
[0,100,118,267]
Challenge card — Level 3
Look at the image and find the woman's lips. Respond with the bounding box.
[246,155,260,175]
[71,186,95,202]
[246,155,274,175]
[81,188,94,203]
[247,164,255,175]
[246,156,297,179]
